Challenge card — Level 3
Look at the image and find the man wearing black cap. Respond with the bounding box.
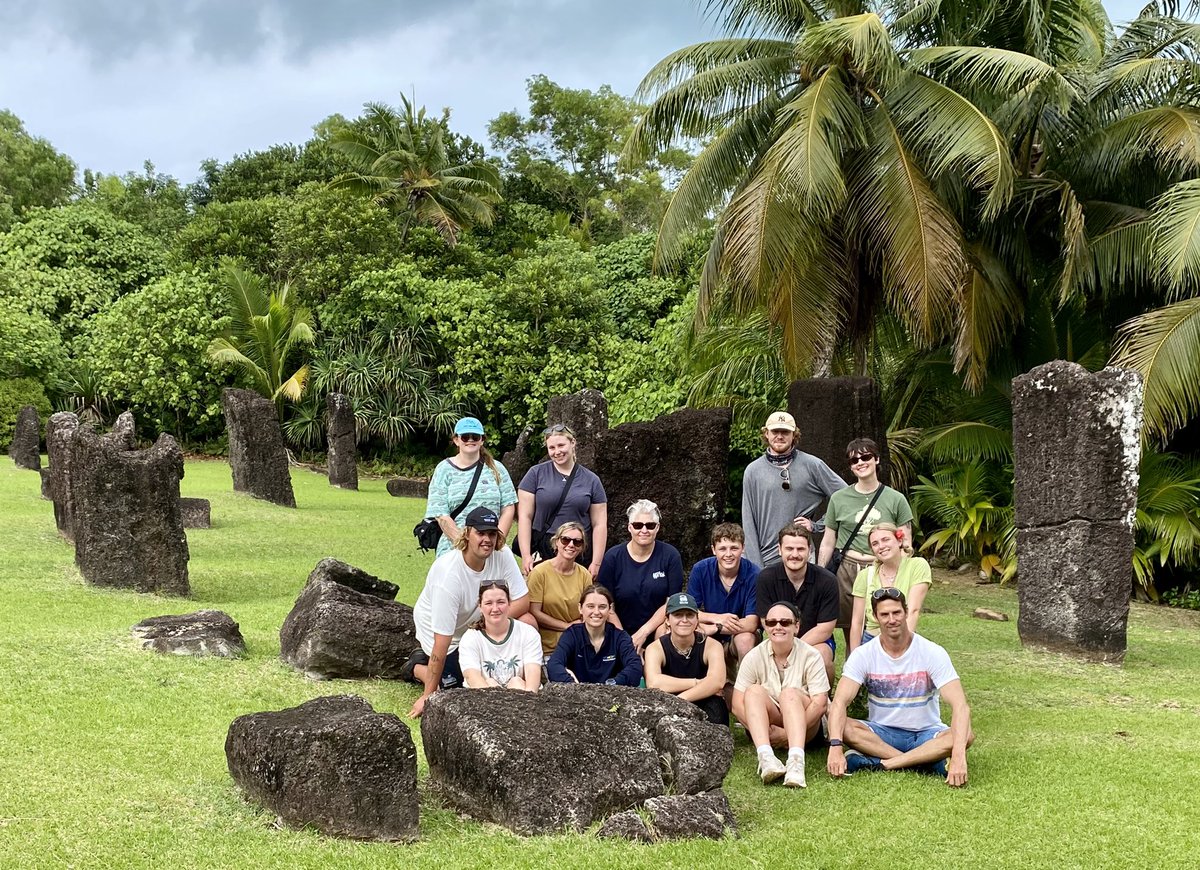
[406,506,530,717]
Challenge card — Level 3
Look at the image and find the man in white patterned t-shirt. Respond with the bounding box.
[826,587,974,787]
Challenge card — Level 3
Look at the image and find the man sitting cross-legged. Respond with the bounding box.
[826,588,974,787]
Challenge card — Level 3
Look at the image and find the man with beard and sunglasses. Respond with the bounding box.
[741,411,845,568]
[827,588,975,787]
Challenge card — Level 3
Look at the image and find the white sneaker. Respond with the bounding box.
[758,753,785,785]
[784,754,807,788]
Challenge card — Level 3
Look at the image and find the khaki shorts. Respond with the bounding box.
[837,556,874,630]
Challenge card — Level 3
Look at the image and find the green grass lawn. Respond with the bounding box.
[1,457,1196,869]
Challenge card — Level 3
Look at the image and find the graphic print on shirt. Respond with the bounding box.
[854,503,884,537]
[865,670,936,710]
[483,656,522,686]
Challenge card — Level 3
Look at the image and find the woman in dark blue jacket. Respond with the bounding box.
[546,585,642,686]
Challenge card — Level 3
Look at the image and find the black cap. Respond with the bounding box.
[464,506,500,531]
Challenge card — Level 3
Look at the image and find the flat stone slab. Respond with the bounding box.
[542,682,704,733]
[179,497,211,529]
[131,610,246,657]
[422,688,664,835]
[973,608,1010,622]
[386,477,428,498]
[226,695,419,842]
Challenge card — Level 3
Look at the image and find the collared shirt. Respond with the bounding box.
[755,562,839,635]
[686,556,759,642]
[734,637,830,702]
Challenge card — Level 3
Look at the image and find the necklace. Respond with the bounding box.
[671,635,696,659]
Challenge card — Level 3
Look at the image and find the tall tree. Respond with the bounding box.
[0,110,76,231]
[328,95,502,246]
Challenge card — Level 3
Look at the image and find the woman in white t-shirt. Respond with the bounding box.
[459,580,544,690]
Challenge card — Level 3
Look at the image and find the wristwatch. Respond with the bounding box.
[828,739,843,747]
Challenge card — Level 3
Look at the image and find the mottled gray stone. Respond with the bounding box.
[547,388,609,469]
[422,688,664,835]
[179,497,211,529]
[542,682,704,733]
[593,407,732,570]
[786,377,890,484]
[225,695,419,842]
[132,610,245,657]
[40,467,50,499]
[307,557,398,600]
[386,477,428,498]
[70,429,189,596]
[221,388,296,508]
[46,412,80,540]
[643,791,736,840]
[8,404,40,470]
[326,392,358,490]
[597,810,654,842]
[279,579,417,679]
[106,410,136,450]
[655,716,733,794]
[501,425,537,490]
[1013,362,1144,664]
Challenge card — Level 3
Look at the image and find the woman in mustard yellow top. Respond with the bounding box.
[848,523,931,653]
[526,522,593,655]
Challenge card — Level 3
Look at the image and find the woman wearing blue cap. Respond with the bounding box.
[424,417,518,557]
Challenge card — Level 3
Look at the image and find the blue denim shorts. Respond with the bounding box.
[864,721,948,752]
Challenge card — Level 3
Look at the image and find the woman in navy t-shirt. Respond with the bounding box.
[598,498,685,651]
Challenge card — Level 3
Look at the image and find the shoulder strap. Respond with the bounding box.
[541,463,579,530]
[836,485,888,562]
[449,462,485,521]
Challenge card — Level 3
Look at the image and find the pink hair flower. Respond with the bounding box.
[894,528,906,541]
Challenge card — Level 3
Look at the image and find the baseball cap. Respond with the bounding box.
[454,417,485,436]
[763,411,797,432]
[666,592,700,614]
[464,506,500,531]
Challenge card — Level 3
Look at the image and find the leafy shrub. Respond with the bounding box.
[176,197,286,276]
[0,297,68,386]
[83,272,232,440]
[0,377,52,450]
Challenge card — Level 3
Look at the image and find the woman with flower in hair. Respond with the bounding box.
[848,523,931,652]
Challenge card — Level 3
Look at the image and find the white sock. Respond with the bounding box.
[788,747,805,762]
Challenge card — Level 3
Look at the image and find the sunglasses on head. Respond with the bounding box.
[543,424,575,438]
[559,536,584,548]
[849,452,876,464]
[480,581,510,594]
[871,587,904,603]
[459,433,483,442]
[630,521,659,531]
[780,468,791,491]
[764,617,796,628]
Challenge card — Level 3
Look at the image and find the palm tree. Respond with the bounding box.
[207,261,315,412]
[329,94,502,246]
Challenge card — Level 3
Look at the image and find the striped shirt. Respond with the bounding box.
[842,633,958,731]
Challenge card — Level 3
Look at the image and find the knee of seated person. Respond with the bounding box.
[778,686,804,704]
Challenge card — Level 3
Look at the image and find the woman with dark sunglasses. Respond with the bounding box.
[424,416,517,557]
[598,499,685,652]
[732,601,830,788]
[848,523,931,653]
[516,424,608,577]
[526,522,594,655]
[817,437,914,646]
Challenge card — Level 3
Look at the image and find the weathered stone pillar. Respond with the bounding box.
[546,388,609,470]
[221,388,296,508]
[786,377,890,484]
[70,428,190,596]
[8,404,40,470]
[326,393,358,490]
[46,412,80,540]
[1012,361,1143,663]
[594,407,731,570]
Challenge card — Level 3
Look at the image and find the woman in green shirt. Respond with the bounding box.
[848,523,931,652]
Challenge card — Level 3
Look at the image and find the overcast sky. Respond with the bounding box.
[0,0,1158,184]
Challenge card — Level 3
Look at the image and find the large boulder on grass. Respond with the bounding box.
[132,610,246,657]
[279,564,416,679]
[643,791,736,841]
[542,682,704,733]
[221,388,296,508]
[8,404,40,470]
[326,392,358,490]
[70,428,189,596]
[421,688,665,835]
[225,695,419,842]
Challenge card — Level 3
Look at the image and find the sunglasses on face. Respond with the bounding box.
[871,587,904,603]
[543,424,575,438]
[763,618,796,628]
[459,433,483,443]
[559,536,584,548]
[849,452,876,464]
[630,521,659,531]
[780,468,791,491]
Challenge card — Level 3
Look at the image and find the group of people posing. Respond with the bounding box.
[403,412,973,790]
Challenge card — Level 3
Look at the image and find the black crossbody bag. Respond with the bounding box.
[825,485,886,574]
[413,461,485,553]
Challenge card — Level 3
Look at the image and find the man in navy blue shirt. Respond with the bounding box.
[755,524,839,682]
[687,522,760,668]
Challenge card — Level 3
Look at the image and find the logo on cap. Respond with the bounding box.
[464,506,500,531]
[667,592,699,614]
[764,411,797,432]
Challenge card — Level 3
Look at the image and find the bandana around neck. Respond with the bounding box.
[765,448,796,466]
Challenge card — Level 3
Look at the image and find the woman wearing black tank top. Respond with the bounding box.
[644,592,729,725]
